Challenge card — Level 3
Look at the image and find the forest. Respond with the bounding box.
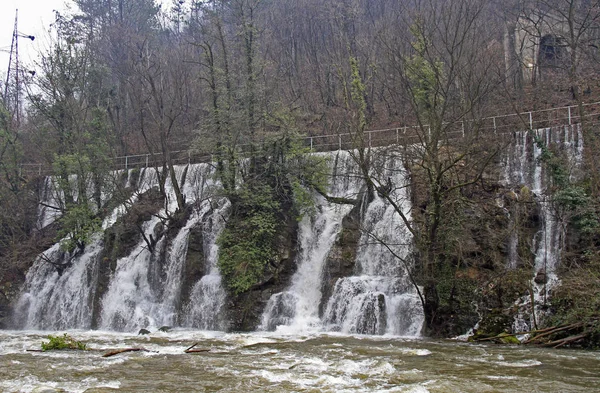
[1,0,600,347]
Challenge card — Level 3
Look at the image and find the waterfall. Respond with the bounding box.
[182,198,230,330]
[260,151,362,333]
[36,176,62,230]
[323,154,423,336]
[99,163,224,331]
[14,163,230,332]
[504,125,583,331]
[99,215,168,330]
[261,151,424,336]
[13,240,103,330]
[15,167,159,330]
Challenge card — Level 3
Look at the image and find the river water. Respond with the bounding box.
[0,330,598,392]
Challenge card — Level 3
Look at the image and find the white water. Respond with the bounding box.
[324,154,423,336]
[260,151,362,333]
[13,240,103,330]
[15,163,231,332]
[261,150,424,336]
[15,167,165,330]
[503,125,583,331]
[182,198,230,330]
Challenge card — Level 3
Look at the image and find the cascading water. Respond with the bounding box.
[13,240,104,330]
[99,164,227,331]
[323,154,424,336]
[14,167,160,330]
[261,150,424,336]
[182,198,230,330]
[36,176,62,230]
[260,151,362,333]
[14,163,230,332]
[503,125,583,331]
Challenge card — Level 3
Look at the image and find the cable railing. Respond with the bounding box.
[19,101,600,176]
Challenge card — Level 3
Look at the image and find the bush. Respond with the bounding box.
[41,333,87,351]
[218,184,280,295]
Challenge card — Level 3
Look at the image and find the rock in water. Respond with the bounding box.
[138,328,151,335]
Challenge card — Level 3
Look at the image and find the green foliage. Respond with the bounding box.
[435,263,478,311]
[534,137,569,188]
[41,333,87,351]
[56,203,102,252]
[0,105,24,192]
[217,127,329,294]
[535,137,600,235]
[405,21,445,114]
[548,259,600,347]
[349,56,367,133]
[218,184,280,295]
[555,186,600,234]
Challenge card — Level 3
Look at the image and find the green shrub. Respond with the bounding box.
[218,184,280,295]
[41,333,87,351]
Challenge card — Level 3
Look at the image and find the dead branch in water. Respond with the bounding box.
[184,342,210,353]
[102,348,154,357]
[523,322,585,344]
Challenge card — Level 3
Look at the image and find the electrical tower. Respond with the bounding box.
[3,9,34,129]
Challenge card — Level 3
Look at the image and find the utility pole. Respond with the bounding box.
[3,9,35,129]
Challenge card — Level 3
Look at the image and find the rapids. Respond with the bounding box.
[0,330,598,393]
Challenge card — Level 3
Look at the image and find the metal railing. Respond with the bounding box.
[19,101,600,176]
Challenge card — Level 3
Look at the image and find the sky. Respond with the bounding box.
[1,0,74,77]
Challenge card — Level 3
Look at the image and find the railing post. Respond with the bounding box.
[396,128,399,144]
[145,154,149,168]
[310,137,313,151]
[529,112,533,129]
[125,156,128,170]
[38,164,42,176]
[493,117,497,134]
[188,150,191,164]
[368,131,372,148]
[568,106,572,125]
[338,134,342,150]
[462,121,465,137]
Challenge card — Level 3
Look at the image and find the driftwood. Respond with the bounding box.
[544,333,589,348]
[523,322,584,344]
[184,342,210,354]
[472,321,590,346]
[473,333,519,342]
[102,348,153,357]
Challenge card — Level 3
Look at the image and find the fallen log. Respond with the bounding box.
[473,333,520,343]
[524,322,584,344]
[544,333,589,349]
[102,348,153,358]
[184,342,210,354]
[185,348,211,354]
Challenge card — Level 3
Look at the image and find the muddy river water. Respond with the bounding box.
[0,330,598,392]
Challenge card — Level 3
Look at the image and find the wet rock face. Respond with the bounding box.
[534,271,548,284]
[224,207,300,332]
[92,187,165,328]
[0,301,8,329]
[319,204,362,317]
[179,224,206,312]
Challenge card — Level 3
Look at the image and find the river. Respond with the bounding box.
[0,330,598,392]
